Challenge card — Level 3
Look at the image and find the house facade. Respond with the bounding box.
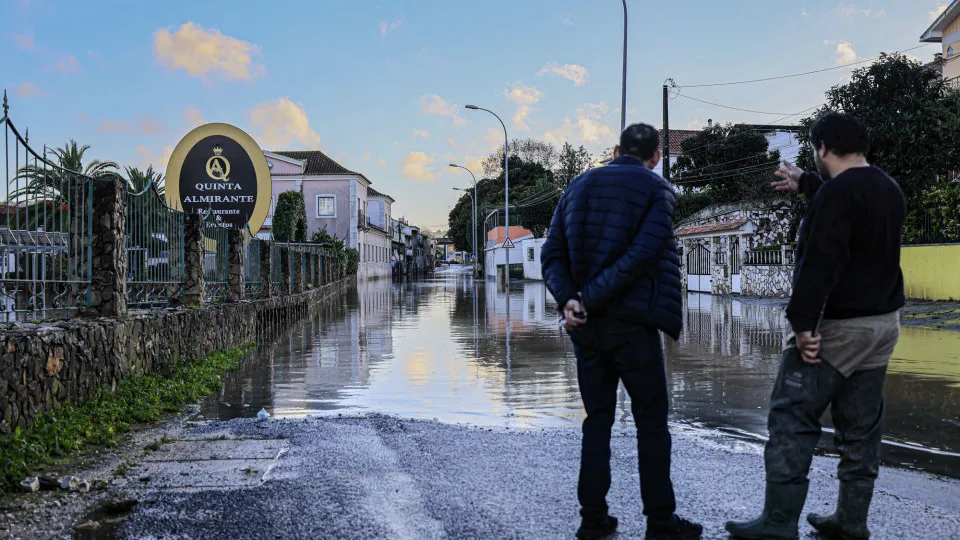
[484,226,534,280]
[261,150,395,280]
[922,0,960,84]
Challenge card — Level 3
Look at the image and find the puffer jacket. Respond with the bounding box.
[540,155,683,339]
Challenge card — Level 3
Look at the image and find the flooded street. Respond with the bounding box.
[202,269,960,478]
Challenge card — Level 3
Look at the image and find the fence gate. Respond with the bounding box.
[730,237,742,294]
[686,243,712,293]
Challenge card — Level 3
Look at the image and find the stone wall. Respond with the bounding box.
[712,261,732,296]
[742,265,793,298]
[0,277,353,435]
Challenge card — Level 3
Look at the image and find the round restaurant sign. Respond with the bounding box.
[165,123,271,239]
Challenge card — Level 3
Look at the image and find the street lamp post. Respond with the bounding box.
[621,0,628,133]
[465,104,510,289]
[449,163,478,269]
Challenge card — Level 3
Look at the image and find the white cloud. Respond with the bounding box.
[56,55,79,74]
[558,14,574,26]
[400,151,435,181]
[100,120,132,133]
[137,145,176,172]
[16,82,45,99]
[13,32,34,51]
[362,152,372,161]
[833,3,885,18]
[139,117,164,135]
[513,105,537,131]
[537,62,589,86]
[249,98,322,150]
[801,9,810,17]
[483,127,504,151]
[182,106,204,127]
[379,19,403,37]
[825,40,858,64]
[463,155,486,175]
[154,22,265,82]
[411,129,430,140]
[447,137,459,149]
[393,141,400,147]
[684,118,703,130]
[931,3,948,21]
[543,102,615,147]
[419,93,470,126]
[503,83,543,131]
[379,158,388,168]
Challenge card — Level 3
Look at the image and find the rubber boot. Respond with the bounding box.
[807,480,874,540]
[725,481,808,539]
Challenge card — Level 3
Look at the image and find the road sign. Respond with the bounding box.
[502,238,515,249]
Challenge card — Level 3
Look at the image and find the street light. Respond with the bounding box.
[449,163,478,268]
[465,104,510,289]
[621,0,628,133]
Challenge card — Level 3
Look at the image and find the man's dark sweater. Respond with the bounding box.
[786,166,906,333]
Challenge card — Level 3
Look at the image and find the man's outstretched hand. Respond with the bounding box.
[772,160,803,192]
[562,297,587,329]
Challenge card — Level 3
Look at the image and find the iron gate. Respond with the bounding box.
[730,237,742,294]
[686,243,712,293]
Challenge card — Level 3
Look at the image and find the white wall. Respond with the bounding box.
[521,238,546,281]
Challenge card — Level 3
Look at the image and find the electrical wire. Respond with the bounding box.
[675,44,927,88]
[674,93,804,116]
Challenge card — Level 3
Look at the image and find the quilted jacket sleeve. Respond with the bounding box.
[579,186,674,313]
[541,196,578,312]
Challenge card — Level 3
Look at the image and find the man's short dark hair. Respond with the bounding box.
[810,112,870,157]
[619,123,660,161]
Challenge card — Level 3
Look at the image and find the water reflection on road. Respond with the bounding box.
[203,269,960,478]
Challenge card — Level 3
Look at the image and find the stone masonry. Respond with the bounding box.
[85,178,126,317]
[183,213,206,306]
[228,229,244,302]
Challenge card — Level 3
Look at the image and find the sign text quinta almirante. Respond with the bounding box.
[166,123,272,236]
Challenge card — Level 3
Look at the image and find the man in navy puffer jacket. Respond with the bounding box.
[542,124,701,540]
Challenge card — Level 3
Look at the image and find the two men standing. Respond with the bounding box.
[544,113,904,540]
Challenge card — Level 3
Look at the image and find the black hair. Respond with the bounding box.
[810,112,870,157]
[619,123,660,161]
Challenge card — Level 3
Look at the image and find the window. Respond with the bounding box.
[527,248,535,262]
[316,195,336,217]
[949,46,955,57]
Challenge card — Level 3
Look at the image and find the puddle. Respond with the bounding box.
[73,499,138,540]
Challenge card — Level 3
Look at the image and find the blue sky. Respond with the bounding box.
[0,0,947,230]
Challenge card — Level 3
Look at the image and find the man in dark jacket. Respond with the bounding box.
[542,124,702,540]
[726,112,905,539]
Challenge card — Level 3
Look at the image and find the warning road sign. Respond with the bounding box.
[502,238,515,249]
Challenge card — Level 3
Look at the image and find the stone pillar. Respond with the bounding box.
[279,246,291,295]
[228,229,244,302]
[293,249,304,294]
[260,240,273,298]
[85,178,127,317]
[312,252,321,288]
[183,212,206,306]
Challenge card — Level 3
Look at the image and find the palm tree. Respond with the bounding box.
[124,165,165,198]
[8,140,120,231]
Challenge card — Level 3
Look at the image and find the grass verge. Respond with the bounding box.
[0,344,254,494]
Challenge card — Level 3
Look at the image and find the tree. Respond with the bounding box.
[125,165,165,198]
[310,225,345,251]
[671,123,781,205]
[555,142,593,187]
[794,53,960,233]
[272,191,307,242]
[482,138,559,176]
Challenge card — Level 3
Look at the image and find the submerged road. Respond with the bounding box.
[118,415,960,539]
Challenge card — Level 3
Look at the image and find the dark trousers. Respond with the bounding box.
[572,324,677,522]
[764,347,887,485]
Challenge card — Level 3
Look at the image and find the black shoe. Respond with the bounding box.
[576,515,618,539]
[645,514,703,539]
[807,480,874,540]
[725,481,808,539]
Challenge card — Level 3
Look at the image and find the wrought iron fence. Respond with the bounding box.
[270,242,283,292]
[904,210,960,245]
[125,179,184,308]
[1,93,95,322]
[744,248,795,266]
[203,211,230,302]
[244,229,262,297]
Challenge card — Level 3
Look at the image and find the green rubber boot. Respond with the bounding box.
[807,480,874,540]
[725,481,808,539]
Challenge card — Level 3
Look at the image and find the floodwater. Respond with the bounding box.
[202,268,960,478]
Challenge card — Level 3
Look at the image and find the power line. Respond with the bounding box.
[676,44,927,88]
[674,93,805,116]
[671,142,801,176]
[673,160,782,184]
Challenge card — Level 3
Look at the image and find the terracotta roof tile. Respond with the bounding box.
[659,129,700,154]
[272,150,358,177]
[675,218,748,237]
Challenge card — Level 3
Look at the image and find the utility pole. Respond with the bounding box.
[662,83,670,182]
[620,0,628,134]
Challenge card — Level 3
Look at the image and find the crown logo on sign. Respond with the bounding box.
[213,145,223,156]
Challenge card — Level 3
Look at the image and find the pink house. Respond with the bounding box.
[261,150,393,280]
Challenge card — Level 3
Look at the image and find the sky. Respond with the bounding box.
[0,0,948,231]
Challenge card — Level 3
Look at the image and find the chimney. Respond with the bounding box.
[707,119,713,128]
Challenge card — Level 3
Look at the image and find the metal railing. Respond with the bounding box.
[270,242,283,292]
[1,95,96,321]
[203,211,230,302]
[904,209,960,245]
[125,179,184,309]
[744,248,795,266]
[244,229,262,297]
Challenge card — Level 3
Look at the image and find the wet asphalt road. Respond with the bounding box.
[118,415,960,540]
